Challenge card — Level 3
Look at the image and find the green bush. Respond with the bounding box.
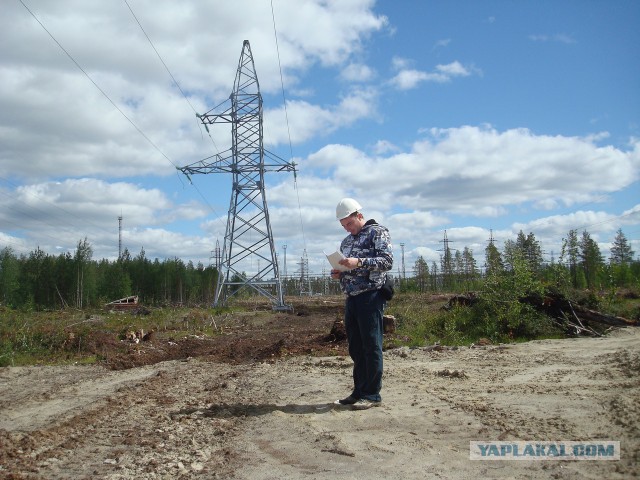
[389,251,567,346]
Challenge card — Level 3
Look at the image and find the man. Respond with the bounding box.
[331,198,393,410]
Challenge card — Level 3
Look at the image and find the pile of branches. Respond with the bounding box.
[522,292,637,336]
[445,291,637,337]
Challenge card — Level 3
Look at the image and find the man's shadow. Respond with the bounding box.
[172,402,343,419]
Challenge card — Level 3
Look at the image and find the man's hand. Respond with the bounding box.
[338,257,360,270]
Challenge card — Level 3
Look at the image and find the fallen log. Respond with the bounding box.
[521,293,637,329]
[443,292,637,335]
[572,305,636,327]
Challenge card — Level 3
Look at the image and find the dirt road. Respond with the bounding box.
[0,308,638,479]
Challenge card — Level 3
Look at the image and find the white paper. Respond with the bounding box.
[324,250,350,271]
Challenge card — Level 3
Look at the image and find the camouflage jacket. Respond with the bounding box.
[339,219,393,296]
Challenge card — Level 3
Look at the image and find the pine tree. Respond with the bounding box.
[430,261,439,291]
[515,230,544,272]
[441,239,454,290]
[609,229,634,265]
[484,238,503,275]
[579,230,603,289]
[503,239,518,272]
[0,247,20,307]
[413,256,429,292]
[564,229,580,287]
[74,238,93,309]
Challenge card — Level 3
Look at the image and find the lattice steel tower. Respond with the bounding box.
[178,40,295,310]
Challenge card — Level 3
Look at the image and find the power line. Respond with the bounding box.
[573,209,640,233]
[19,0,180,174]
[123,0,198,116]
[270,0,307,253]
[123,0,230,227]
[13,0,229,248]
[121,0,217,150]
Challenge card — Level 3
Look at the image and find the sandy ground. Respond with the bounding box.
[0,323,638,479]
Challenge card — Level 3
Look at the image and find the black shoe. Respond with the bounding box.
[334,395,358,405]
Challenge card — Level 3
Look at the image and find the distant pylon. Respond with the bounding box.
[298,249,311,296]
[212,239,221,270]
[178,40,296,310]
[118,215,123,258]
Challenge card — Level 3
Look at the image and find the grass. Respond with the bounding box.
[384,293,500,347]
[386,289,639,347]
[1,289,638,367]
[0,305,230,367]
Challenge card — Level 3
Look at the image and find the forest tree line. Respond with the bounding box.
[0,239,217,310]
[406,228,638,294]
[0,228,637,310]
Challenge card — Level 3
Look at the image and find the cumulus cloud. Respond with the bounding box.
[279,126,638,265]
[0,178,208,258]
[340,63,376,82]
[1,1,636,271]
[371,140,400,155]
[0,0,387,182]
[389,61,473,90]
[0,0,392,262]
[296,125,639,222]
[264,87,379,146]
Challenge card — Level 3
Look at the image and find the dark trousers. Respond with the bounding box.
[344,289,385,402]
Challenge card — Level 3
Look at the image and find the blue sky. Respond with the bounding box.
[1,0,638,277]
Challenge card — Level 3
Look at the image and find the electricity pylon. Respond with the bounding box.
[178,40,295,310]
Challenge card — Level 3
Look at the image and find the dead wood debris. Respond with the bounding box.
[443,292,637,336]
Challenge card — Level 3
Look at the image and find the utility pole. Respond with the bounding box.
[282,244,288,297]
[118,215,123,259]
[178,40,295,310]
[439,230,454,290]
[282,244,287,278]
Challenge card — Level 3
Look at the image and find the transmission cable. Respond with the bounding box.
[19,0,182,180]
[122,0,225,225]
[270,0,308,253]
[123,0,198,115]
[122,0,216,149]
[19,0,226,236]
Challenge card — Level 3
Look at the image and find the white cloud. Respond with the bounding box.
[341,63,376,82]
[0,178,210,259]
[1,0,387,182]
[371,140,399,155]
[1,1,637,271]
[296,126,639,221]
[264,87,379,145]
[123,227,214,262]
[391,56,412,70]
[433,38,451,49]
[529,33,577,44]
[389,61,473,90]
[512,211,615,238]
[436,61,469,77]
[389,69,432,90]
[265,128,640,269]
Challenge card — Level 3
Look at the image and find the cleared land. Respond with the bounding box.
[0,299,638,479]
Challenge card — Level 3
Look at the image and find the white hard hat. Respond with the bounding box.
[336,198,362,220]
